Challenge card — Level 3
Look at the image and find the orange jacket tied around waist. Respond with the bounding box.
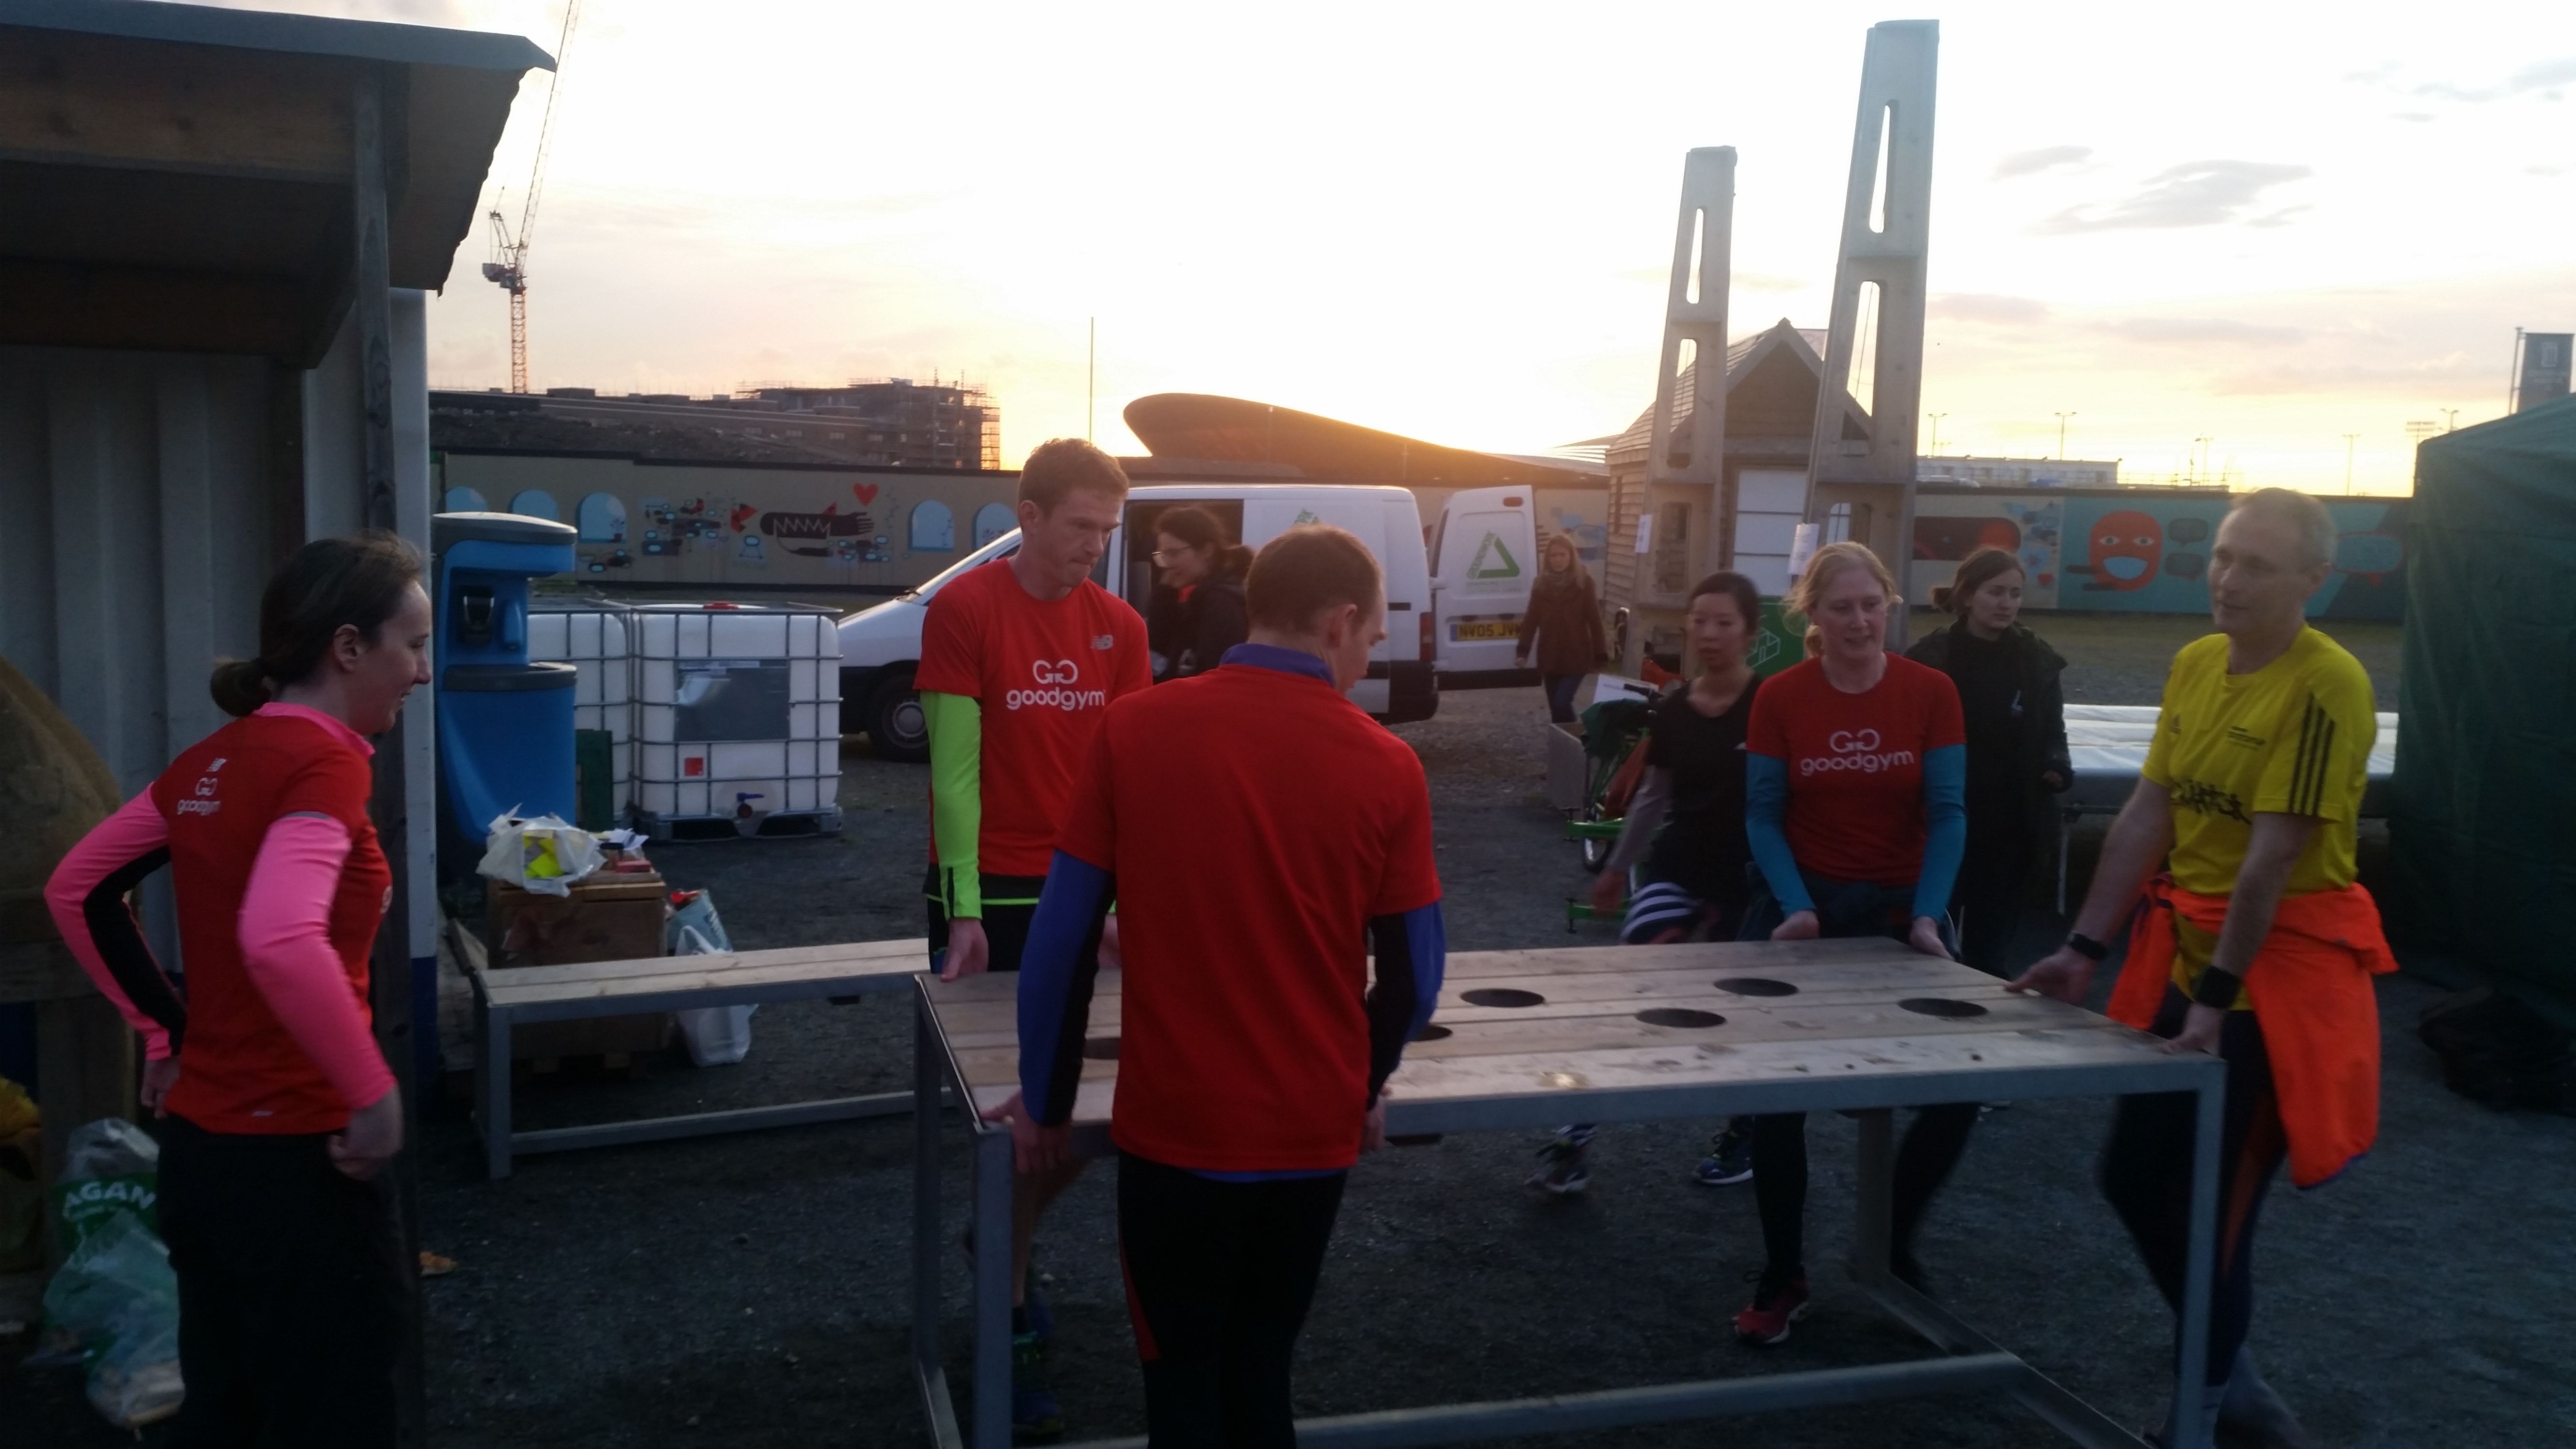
[2108,876,2397,1189]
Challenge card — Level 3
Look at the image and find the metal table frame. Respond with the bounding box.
[470,945,932,1178]
[909,974,2227,1449]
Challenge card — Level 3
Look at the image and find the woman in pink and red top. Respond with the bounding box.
[46,533,432,1448]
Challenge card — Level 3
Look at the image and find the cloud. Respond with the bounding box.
[2031,160,2312,234]
[2101,317,2306,347]
[2414,56,2576,103]
[1992,145,2092,180]
[1930,293,2051,325]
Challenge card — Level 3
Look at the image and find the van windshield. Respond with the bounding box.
[896,530,1019,601]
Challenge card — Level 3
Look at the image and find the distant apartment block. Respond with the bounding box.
[1916,455,2119,488]
[443,377,1001,469]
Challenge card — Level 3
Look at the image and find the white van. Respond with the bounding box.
[1427,484,1540,683]
[838,483,1436,759]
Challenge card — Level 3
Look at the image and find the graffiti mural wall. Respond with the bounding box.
[1911,488,2408,621]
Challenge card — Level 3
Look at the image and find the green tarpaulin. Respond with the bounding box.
[2391,396,2576,1018]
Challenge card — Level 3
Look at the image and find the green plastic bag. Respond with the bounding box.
[49,1117,159,1253]
[39,1209,184,1428]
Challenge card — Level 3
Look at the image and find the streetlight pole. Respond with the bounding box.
[2054,411,2076,461]
[2193,436,2214,484]
[2439,407,2460,433]
[2343,433,2359,495]
[1926,412,1947,456]
[1086,317,1096,443]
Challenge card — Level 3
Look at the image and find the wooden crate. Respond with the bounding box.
[483,873,673,1061]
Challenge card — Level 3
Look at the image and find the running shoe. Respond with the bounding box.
[1692,1122,1754,1186]
[1011,1331,1063,1444]
[1733,1267,1811,1345]
[1525,1128,1594,1194]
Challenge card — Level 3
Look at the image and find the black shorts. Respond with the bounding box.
[923,867,1049,972]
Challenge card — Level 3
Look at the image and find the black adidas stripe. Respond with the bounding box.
[2290,697,2334,817]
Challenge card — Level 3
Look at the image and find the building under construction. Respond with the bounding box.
[436,377,1001,470]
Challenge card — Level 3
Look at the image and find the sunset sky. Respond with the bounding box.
[243,1,2574,493]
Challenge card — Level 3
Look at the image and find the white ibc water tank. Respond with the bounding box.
[528,604,636,820]
[628,604,843,837]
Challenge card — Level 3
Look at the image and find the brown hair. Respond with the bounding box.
[1154,505,1254,579]
[209,532,425,717]
[1244,525,1382,632]
[1016,437,1130,515]
[1932,546,2024,613]
[1789,541,1900,620]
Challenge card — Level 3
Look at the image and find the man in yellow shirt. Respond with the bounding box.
[2015,488,2394,1449]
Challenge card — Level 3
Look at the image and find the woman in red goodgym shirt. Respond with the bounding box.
[1731,542,1973,1348]
[46,533,432,1447]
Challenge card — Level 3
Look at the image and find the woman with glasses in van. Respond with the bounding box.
[1147,505,1254,682]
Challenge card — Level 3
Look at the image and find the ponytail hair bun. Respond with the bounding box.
[208,658,274,718]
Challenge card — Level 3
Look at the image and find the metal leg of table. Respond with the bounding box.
[2168,1077,2226,1449]
[1850,1108,1894,1288]
[2058,811,2076,917]
[913,995,964,1449]
[970,1121,1016,1449]
[479,999,513,1181]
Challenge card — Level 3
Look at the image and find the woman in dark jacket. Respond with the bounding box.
[1147,505,1253,682]
[1902,546,2072,977]
[1515,535,1610,722]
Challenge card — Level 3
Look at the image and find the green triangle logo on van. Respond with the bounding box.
[1293,509,1322,525]
[1467,532,1521,580]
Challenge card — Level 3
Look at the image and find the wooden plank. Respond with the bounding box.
[483,938,924,991]
[484,945,926,1008]
[0,259,312,357]
[0,32,353,182]
[959,1025,2194,1126]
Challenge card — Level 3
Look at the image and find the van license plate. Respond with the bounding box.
[1452,620,1518,641]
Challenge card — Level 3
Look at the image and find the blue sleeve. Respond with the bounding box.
[1913,743,1967,921]
[1744,754,1813,915]
[1017,850,1114,1126]
[1364,900,1447,1102]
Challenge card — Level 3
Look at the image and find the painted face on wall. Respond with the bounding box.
[2082,510,2162,592]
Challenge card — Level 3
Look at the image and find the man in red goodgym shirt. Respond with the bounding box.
[914,436,1150,1440]
[986,525,1446,1448]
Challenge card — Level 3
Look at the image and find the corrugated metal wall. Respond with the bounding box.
[0,292,436,969]
[0,347,280,795]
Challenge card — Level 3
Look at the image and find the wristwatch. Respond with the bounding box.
[2063,931,2110,962]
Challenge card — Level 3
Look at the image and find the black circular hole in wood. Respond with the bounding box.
[1715,977,1798,997]
[1409,1024,1453,1043]
[1898,997,1989,1019]
[1636,1007,1725,1029]
[1461,988,1546,1009]
[1081,1035,1120,1060]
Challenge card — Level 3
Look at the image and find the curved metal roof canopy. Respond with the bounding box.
[1124,393,1603,486]
[0,0,551,362]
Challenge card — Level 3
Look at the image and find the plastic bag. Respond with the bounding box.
[668,891,754,1067]
[40,1209,184,1428]
[476,809,605,898]
[51,1117,159,1254]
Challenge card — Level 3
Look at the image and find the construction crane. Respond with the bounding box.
[482,0,581,394]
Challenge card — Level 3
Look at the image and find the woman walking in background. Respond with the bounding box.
[1515,534,1609,722]
[1527,572,1768,1194]
[1904,546,2072,977]
[1147,504,1254,682]
[46,533,431,1447]
[1732,541,1974,1343]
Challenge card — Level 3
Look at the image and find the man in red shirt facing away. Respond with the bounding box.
[986,525,1447,1449]
[914,437,1151,1439]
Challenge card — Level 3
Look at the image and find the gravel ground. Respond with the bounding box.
[16,613,2567,1449]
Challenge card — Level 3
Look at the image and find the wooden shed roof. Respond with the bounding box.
[0,0,549,361]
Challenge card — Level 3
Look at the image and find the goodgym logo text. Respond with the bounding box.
[1799,727,1917,777]
[1006,658,1108,712]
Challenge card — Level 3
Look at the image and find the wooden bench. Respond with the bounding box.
[471,938,934,1178]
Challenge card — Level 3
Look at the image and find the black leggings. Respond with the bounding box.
[1749,1102,1982,1278]
[158,1115,410,1449]
[2100,988,2286,1388]
[1739,874,1979,1279]
[1117,1152,1347,1449]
